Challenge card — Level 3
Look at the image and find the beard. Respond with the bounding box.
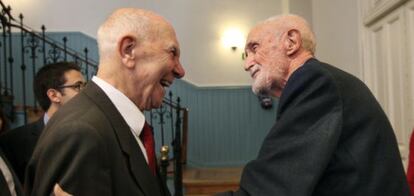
[251,63,287,97]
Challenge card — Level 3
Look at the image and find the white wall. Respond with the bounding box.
[311,0,361,77]
[4,0,135,35]
[4,0,362,85]
[143,0,283,86]
[289,0,313,26]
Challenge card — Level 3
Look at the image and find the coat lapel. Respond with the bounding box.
[83,82,162,196]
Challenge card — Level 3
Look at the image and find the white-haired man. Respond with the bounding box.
[25,8,185,196]
[218,14,409,196]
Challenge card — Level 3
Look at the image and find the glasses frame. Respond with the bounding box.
[58,81,86,92]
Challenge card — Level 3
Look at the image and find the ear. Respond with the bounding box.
[284,29,302,56]
[46,89,62,104]
[118,35,137,68]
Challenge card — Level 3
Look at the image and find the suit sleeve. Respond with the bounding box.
[228,69,343,196]
[25,122,112,196]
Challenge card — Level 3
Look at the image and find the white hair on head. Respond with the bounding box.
[97,8,161,61]
[262,14,316,55]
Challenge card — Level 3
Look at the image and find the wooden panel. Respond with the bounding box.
[183,167,242,195]
[362,0,408,25]
[386,11,406,147]
[406,0,414,136]
[360,1,413,166]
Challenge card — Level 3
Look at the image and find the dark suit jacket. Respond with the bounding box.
[25,82,170,196]
[0,148,24,196]
[0,117,44,183]
[219,58,409,196]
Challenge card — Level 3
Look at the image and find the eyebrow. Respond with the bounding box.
[168,45,180,56]
[245,41,257,53]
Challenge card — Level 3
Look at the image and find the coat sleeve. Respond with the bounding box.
[25,122,112,196]
[229,68,343,196]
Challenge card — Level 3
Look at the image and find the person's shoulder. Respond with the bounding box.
[286,58,337,90]
[46,101,109,139]
[306,59,362,82]
[38,117,106,154]
[296,58,367,92]
[1,119,44,150]
[0,121,36,140]
[299,58,341,78]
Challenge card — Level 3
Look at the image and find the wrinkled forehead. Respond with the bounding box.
[246,24,274,43]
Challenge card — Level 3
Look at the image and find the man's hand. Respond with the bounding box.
[52,184,73,196]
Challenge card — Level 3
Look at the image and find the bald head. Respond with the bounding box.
[260,14,316,55]
[97,8,172,61]
[95,8,184,110]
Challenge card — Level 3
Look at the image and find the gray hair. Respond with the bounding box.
[263,14,316,55]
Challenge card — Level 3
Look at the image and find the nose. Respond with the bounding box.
[243,54,255,72]
[173,61,185,79]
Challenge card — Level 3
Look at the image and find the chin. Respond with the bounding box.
[252,84,272,97]
[149,98,163,109]
[152,102,162,109]
[252,82,264,95]
[148,89,165,109]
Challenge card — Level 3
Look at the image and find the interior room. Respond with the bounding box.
[1,0,413,195]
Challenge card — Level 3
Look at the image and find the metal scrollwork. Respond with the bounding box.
[46,43,63,63]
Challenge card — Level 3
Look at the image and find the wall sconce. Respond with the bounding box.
[221,28,245,51]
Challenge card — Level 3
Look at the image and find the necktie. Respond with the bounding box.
[140,122,156,175]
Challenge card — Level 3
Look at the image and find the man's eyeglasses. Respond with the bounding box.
[58,81,86,92]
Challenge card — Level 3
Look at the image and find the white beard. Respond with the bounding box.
[251,63,287,97]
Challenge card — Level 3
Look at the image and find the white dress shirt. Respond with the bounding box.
[92,76,149,162]
[43,113,49,125]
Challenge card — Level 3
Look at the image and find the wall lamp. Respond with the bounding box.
[221,28,245,51]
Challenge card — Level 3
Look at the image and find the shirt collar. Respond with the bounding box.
[91,76,145,136]
[43,113,49,125]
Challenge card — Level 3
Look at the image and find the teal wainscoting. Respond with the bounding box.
[158,80,278,167]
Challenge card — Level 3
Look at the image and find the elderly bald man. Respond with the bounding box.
[25,8,184,196]
[218,14,409,196]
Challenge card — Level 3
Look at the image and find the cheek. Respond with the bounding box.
[64,91,79,101]
[156,55,172,70]
[254,50,272,65]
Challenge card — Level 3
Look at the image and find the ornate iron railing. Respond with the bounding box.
[148,91,188,196]
[0,1,186,195]
[0,1,98,123]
